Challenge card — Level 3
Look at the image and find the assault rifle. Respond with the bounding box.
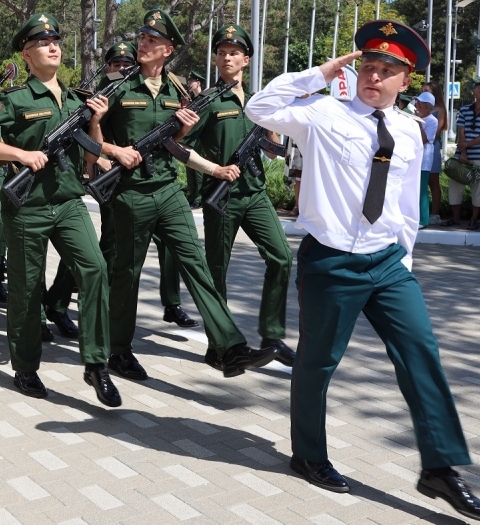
[77,63,108,90]
[85,80,238,205]
[2,65,140,209]
[205,125,285,215]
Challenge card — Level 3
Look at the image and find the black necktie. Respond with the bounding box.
[362,110,395,224]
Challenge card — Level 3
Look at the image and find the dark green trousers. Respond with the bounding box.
[292,236,470,469]
[100,199,182,306]
[109,182,245,356]
[186,166,202,204]
[203,191,292,339]
[2,198,110,371]
[44,259,76,314]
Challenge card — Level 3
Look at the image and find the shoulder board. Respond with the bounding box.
[2,85,26,94]
[69,88,93,99]
[394,106,424,123]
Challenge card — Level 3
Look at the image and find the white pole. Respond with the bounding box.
[308,0,316,68]
[352,1,359,68]
[426,0,433,81]
[477,5,480,76]
[375,0,380,19]
[236,0,241,24]
[258,0,268,90]
[206,0,215,88]
[283,0,292,73]
[72,31,77,69]
[449,5,459,140]
[93,0,97,50]
[332,0,340,59]
[443,0,453,158]
[250,0,260,92]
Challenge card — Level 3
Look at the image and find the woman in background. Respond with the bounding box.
[422,82,448,224]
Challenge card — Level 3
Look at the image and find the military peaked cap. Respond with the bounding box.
[13,13,60,51]
[355,20,430,71]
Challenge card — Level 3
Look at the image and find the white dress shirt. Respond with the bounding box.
[245,67,423,270]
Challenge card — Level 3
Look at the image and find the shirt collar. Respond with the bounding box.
[351,96,395,120]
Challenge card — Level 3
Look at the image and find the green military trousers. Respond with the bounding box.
[100,198,182,306]
[203,190,292,340]
[2,198,110,371]
[292,236,471,469]
[109,182,246,356]
[43,259,76,314]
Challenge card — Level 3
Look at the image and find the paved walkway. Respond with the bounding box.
[0,209,480,524]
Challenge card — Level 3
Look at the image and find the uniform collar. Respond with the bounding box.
[351,95,395,120]
[216,77,250,97]
[28,75,67,94]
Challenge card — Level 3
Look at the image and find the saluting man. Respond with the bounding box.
[98,10,278,381]
[188,24,295,369]
[0,14,121,407]
[245,19,480,521]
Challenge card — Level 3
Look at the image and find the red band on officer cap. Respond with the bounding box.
[363,38,417,70]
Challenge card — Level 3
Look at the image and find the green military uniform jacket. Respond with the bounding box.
[100,69,183,190]
[0,77,85,206]
[187,79,266,198]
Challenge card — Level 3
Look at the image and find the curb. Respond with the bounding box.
[82,197,480,247]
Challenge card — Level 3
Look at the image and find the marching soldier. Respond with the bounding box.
[97,10,278,380]
[188,24,295,368]
[96,40,198,328]
[0,14,121,407]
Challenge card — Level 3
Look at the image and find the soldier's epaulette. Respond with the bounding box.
[394,106,424,123]
[70,88,93,100]
[2,84,26,94]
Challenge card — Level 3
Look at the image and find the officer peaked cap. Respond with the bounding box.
[355,20,430,71]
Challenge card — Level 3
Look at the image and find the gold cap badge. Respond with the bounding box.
[38,15,49,23]
[379,23,398,36]
[153,12,162,19]
[379,42,389,50]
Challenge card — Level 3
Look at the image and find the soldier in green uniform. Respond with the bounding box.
[96,40,198,328]
[185,70,205,209]
[99,9,278,380]
[0,14,121,407]
[188,24,295,368]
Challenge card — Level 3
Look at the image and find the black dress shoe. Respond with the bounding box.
[221,343,279,378]
[163,305,199,327]
[261,338,296,367]
[41,323,54,342]
[290,455,350,493]
[45,307,79,339]
[0,282,7,304]
[417,468,480,520]
[204,347,222,371]
[108,352,148,380]
[84,365,122,407]
[14,372,48,398]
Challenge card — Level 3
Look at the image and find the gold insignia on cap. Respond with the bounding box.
[379,23,397,36]
[153,12,162,19]
[148,20,155,26]
[120,51,125,55]
[45,24,50,29]
[379,42,389,50]
[118,43,127,50]
[225,25,236,38]
[38,15,49,23]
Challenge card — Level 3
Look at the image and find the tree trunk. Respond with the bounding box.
[0,0,38,25]
[80,0,95,84]
[102,0,118,60]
